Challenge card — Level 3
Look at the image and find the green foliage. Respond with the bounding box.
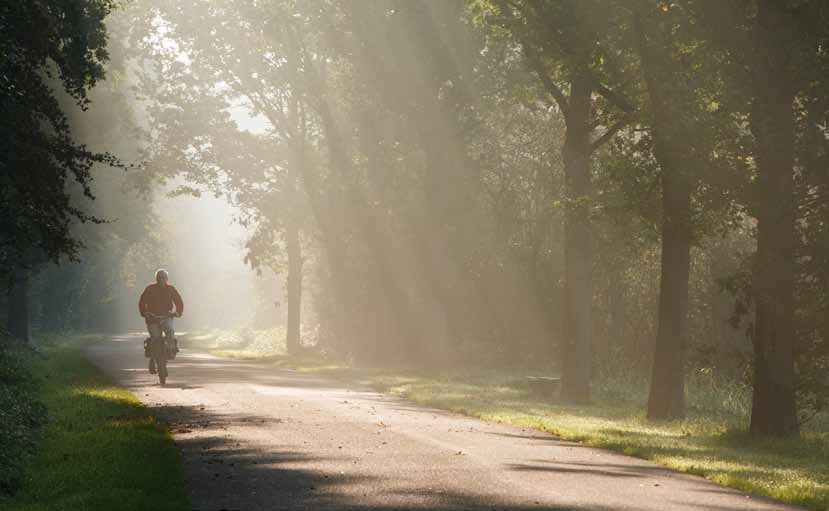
[0,348,45,497]
[0,1,121,272]
[29,4,169,334]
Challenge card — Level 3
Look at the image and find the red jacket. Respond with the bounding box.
[139,283,184,317]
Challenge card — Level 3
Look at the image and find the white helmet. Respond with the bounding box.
[155,268,169,283]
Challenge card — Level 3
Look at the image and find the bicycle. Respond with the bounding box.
[143,313,179,385]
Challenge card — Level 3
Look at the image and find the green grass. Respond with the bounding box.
[168,332,829,509]
[0,344,189,511]
[215,343,828,511]
[360,371,829,511]
[180,327,288,359]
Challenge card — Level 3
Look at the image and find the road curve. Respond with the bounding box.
[85,336,803,511]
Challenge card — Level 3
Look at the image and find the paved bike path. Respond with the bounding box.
[85,336,803,511]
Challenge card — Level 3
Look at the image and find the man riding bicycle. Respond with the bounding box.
[139,269,184,374]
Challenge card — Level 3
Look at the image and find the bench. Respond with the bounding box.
[526,376,562,398]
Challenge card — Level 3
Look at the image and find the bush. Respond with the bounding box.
[0,347,45,497]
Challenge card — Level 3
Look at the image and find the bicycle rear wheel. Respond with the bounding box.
[150,337,168,385]
[158,358,167,385]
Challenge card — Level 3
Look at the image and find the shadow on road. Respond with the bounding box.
[151,402,625,511]
[84,338,802,511]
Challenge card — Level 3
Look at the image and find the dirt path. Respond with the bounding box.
[85,336,802,511]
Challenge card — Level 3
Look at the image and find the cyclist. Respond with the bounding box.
[139,269,184,374]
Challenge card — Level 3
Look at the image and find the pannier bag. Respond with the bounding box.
[144,337,179,359]
[166,338,179,360]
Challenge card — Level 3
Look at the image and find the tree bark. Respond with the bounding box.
[647,169,691,419]
[290,90,356,353]
[560,74,593,403]
[748,0,799,436]
[635,13,692,420]
[8,270,31,343]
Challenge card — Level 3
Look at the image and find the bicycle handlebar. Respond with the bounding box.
[144,312,179,320]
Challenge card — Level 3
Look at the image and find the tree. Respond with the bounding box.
[632,4,695,419]
[0,1,118,342]
[795,42,829,423]
[746,0,818,436]
[33,8,169,336]
[684,0,829,435]
[478,0,635,401]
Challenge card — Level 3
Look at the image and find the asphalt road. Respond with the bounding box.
[85,336,803,511]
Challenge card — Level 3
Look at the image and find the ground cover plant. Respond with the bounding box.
[1,340,189,511]
[0,345,44,497]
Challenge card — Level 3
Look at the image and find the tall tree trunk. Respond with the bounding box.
[371,1,477,365]
[314,91,429,360]
[647,169,691,419]
[635,14,692,420]
[288,88,358,355]
[282,53,352,354]
[8,270,31,343]
[560,74,593,403]
[285,219,302,356]
[286,94,305,358]
[748,0,799,436]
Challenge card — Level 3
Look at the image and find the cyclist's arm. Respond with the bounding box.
[138,287,149,317]
[171,286,184,317]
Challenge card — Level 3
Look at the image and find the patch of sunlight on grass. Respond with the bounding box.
[343,368,829,511]
[71,386,137,404]
[182,327,290,358]
[211,349,272,359]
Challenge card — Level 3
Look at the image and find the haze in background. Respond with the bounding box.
[149,191,266,332]
[122,99,279,335]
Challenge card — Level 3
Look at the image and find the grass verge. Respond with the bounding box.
[0,343,189,511]
[175,331,829,510]
[180,327,287,359]
[213,343,828,511]
[361,371,828,511]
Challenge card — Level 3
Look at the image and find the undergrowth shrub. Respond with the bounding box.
[0,347,45,497]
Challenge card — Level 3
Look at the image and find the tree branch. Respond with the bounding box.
[593,81,636,114]
[494,0,569,115]
[522,41,570,116]
[590,116,632,154]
